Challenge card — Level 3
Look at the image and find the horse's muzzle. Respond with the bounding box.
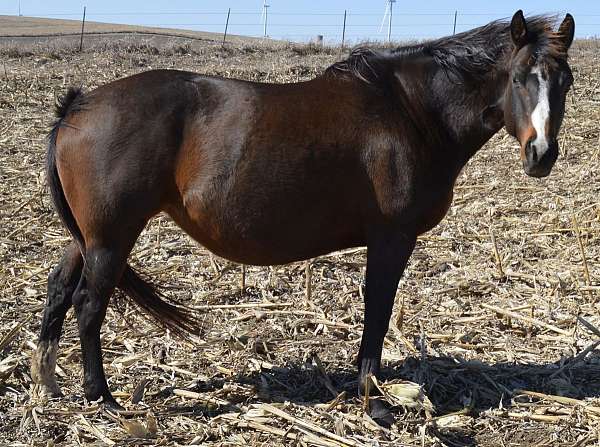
[523,139,559,178]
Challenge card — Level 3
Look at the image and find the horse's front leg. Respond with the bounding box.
[358,228,416,426]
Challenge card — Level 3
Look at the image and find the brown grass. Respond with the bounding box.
[0,37,599,446]
[0,14,267,45]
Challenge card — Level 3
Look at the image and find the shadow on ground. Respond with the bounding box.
[160,353,600,446]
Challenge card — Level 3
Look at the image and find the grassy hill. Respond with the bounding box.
[0,14,264,45]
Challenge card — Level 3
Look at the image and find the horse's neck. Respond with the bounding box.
[431,66,509,165]
[391,53,509,173]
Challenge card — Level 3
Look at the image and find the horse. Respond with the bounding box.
[32,11,575,425]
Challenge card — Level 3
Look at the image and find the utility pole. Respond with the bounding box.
[223,8,231,45]
[453,10,458,35]
[262,1,270,38]
[387,0,395,43]
[341,10,347,49]
[18,0,21,16]
[380,0,396,43]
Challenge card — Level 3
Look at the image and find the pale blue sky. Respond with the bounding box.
[2,1,599,43]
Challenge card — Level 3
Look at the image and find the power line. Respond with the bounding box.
[6,9,600,43]
[21,11,600,17]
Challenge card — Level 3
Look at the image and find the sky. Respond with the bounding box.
[2,1,599,44]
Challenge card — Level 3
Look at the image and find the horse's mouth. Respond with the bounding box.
[523,163,553,178]
[522,141,559,178]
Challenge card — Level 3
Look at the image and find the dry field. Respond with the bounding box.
[0,35,599,446]
[0,15,263,45]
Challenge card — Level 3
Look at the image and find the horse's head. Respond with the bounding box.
[504,11,574,178]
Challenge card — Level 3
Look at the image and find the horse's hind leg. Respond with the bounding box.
[32,242,83,397]
[73,247,128,408]
[71,242,134,409]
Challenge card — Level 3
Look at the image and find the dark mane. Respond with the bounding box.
[327,15,570,84]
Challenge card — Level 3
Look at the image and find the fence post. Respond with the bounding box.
[240,264,246,294]
[453,10,458,35]
[305,260,312,301]
[223,8,231,46]
[79,6,86,52]
[341,10,347,49]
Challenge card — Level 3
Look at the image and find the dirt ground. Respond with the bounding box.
[0,34,599,446]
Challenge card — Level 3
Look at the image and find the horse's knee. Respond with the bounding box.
[84,247,125,289]
[72,282,104,337]
[45,269,71,315]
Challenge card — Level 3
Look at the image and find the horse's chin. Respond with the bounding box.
[522,162,553,178]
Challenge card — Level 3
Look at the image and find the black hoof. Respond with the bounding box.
[49,390,64,399]
[102,397,125,413]
[369,399,394,428]
[43,385,64,399]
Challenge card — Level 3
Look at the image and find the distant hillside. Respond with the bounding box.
[0,15,264,44]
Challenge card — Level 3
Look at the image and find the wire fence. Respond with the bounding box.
[4,9,600,44]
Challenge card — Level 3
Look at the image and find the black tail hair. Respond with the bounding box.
[47,87,202,338]
[119,266,202,337]
[47,87,86,252]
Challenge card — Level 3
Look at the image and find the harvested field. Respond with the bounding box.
[0,15,264,45]
[0,35,599,446]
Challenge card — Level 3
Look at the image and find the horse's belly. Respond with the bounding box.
[187,219,363,266]
[172,130,371,264]
[208,232,362,265]
[168,191,365,266]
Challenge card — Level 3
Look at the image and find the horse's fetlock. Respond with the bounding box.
[31,339,62,396]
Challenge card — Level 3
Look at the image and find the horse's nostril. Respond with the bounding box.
[526,140,538,163]
[523,139,558,178]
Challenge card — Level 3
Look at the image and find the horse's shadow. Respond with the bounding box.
[167,353,600,409]
[158,351,600,445]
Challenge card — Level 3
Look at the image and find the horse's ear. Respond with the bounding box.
[510,10,528,48]
[558,13,575,50]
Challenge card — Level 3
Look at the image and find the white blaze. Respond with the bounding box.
[530,66,550,155]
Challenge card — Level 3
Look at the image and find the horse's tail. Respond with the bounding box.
[118,267,202,336]
[47,87,201,338]
[47,87,86,253]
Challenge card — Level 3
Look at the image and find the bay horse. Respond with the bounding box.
[32,11,575,425]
